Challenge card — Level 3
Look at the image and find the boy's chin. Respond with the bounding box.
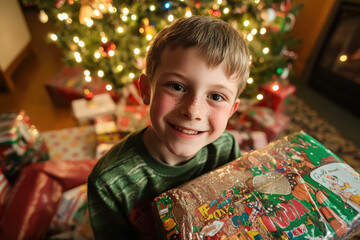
[167,145,203,161]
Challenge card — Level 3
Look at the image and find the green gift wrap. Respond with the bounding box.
[154,131,360,240]
[0,111,49,182]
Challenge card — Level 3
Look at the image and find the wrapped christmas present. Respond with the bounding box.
[154,131,360,240]
[94,115,128,159]
[42,126,96,161]
[73,201,95,240]
[257,82,296,113]
[0,159,97,240]
[234,106,290,142]
[0,170,10,216]
[45,66,119,107]
[0,111,49,182]
[228,130,268,153]
[116,105,151,133]
[50,184,88,232]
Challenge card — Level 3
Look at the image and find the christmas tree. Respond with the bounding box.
[23,0,302,99]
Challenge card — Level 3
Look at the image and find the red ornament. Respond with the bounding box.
[83,88,94,101]
[99,41,116,57]
[209,8,221,17]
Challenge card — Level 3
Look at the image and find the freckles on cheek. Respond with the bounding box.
[152,93,178,115]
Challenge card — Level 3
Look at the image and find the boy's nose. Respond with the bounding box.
[180,96,204,121]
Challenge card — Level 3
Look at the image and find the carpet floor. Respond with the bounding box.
[282,96,360,173]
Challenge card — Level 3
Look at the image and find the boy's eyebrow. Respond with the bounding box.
[159,71,188,81]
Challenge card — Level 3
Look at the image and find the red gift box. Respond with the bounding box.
[0,159,96,240]
[45,66,120,107]
[240,107,290,142]
[257,82,296,112]
[116,105,151,132]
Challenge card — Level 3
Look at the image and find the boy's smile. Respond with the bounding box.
[141,47,240,166]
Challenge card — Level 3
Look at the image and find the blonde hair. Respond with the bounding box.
[145,15,250,97]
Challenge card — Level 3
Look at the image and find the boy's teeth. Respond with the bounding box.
[175,126,198,135]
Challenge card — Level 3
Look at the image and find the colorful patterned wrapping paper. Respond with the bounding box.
[154,131,360,240]
[0,111,49,180]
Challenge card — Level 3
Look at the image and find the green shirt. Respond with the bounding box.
[88,127,241,240]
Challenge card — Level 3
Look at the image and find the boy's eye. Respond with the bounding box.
[208,93,225,102]
[169,83,185,92]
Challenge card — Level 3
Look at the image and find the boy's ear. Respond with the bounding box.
[139,74,151,105]
[229,98,240,117]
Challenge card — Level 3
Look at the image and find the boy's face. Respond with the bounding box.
[141,47,240,163]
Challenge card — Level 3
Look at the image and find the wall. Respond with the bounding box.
[291,0,337,79]
[0,0,31,70]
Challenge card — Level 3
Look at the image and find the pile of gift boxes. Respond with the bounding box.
[0,111,97,240]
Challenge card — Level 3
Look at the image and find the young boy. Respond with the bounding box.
[88,15,250,239]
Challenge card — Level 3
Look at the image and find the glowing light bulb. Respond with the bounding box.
[106,84,112,91]
[122,16,128,21]
[98,70,104,77]
[101,37,108,43]
[247,34,253,41]
[146,34,152,40]
[75,57,82,62]
[185,10,192,17]
[260,28,266,35]
[223,8,230,14]
[86,19,94,27]
[117,65,123,72]
[108,50,115,57]
[251,29,257,35]
[150,5,156,11]
[99,4,104,10]
[50,33,58,41]
[94,51,101,59]
[73,36,79,42]
[85,76,92,82]
[263,47,270,54]
[339,54,348,62]
[134,48,140,55]
[94,9,100,17]
[129,73,135,79]
[57,13,68,21]
[168,14,174,22]
[84,70,90,76]
[272,83,279,91]
[243,20,250,27]
[74,52,80,58]
[257,94,263,100]
[131,14,137,20]
[78,41,85,47]
[217,0,223,4]
[108,6,115,13]
[164,2,171,9]
[247,77,254,84]
[117,27,124,33]
[123,8,129,15]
